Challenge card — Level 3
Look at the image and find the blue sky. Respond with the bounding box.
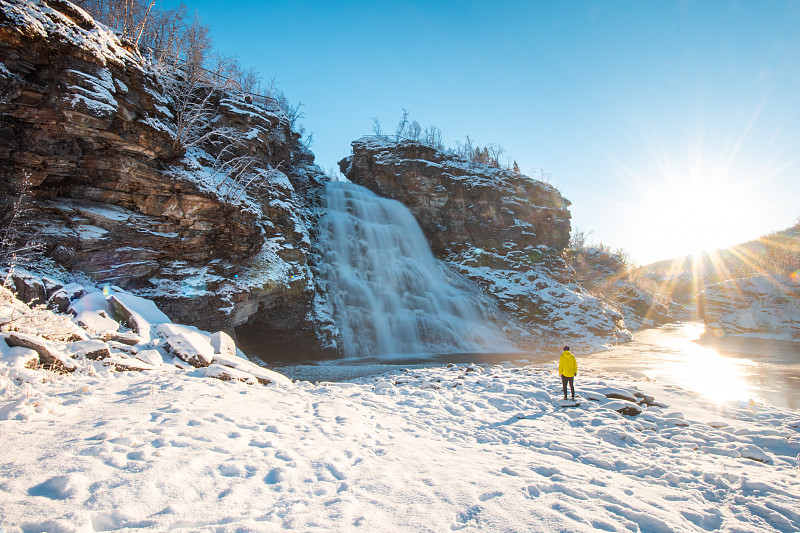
[165,0,800,265]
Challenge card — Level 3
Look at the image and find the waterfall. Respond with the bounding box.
[319,181,509,358]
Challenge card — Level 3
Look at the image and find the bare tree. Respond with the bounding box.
[407,120,421,142]
[371,117,385,139]
[1,173,43,282]
[395,108,409,140]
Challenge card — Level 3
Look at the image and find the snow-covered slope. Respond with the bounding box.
[2,354,799,531]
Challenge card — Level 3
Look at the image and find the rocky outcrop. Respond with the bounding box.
[340,137,632,348]
[698,275,800,341]
[0,0,334,359]
[567,247,673,331]
[340,137,571,256]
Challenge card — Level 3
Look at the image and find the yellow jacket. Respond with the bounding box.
[559,350,577,377]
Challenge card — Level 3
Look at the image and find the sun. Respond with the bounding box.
[619,147,762,264]
[649,178,750,256]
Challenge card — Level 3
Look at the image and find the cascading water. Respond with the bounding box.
[319,181,510,358]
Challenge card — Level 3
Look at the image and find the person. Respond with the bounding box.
[559,345,577,400]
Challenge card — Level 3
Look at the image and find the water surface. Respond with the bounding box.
[271,322,800,410]
[583,323,800,410]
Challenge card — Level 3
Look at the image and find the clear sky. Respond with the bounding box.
[164,0,800,265]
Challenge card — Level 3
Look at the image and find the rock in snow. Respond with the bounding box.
[155,323,214,367]
[0,271,291,390]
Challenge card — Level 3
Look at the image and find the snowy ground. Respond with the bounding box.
[2,360,800,532]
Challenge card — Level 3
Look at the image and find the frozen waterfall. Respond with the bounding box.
[319,181,509,358]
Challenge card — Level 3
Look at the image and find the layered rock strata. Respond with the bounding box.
[0,0,334,358]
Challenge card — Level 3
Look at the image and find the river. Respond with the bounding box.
[272,322,800,410]
[583,322,800,410]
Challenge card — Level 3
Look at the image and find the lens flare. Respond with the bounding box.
[791,270,800,283]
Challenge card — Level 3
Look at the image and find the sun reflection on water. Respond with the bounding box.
[657,323,755,404]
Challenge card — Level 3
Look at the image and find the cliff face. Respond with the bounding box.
[0,0,334,358]
[340,137,571,256]
[340,137,632,349]
[698,275,800,341]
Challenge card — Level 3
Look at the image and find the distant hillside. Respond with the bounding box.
[639,221,800,302]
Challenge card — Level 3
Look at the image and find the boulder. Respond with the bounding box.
[8,269,47,307]
[133,349,163,366]
[204,364,258,385]
[102,355,154,372]
[603,400,643,416]
[100,331,142,345]
[108,293,170,337]
[73,310,119,336]
[211,351,292,387]
[155,323,214,367]
[2,332,76,372]
[63,340,111,361]
[736,444,772,464]
[210,331,236,357]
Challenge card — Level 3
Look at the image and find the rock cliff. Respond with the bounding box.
[698,275,800,341]
[341,137,571,256]
[340,137,633,348]
[0,0,334,359]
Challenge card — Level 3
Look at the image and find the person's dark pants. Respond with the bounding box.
[561,375,575,399]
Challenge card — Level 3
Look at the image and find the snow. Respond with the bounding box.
[2,352,799,531]
[0,0,141,69]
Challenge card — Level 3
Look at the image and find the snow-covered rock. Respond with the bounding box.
[73,310,119,336]
[133,348,164,366]
[62,340,111,360]
[699,274,800,341]
[155,324,214,367]
[108,292,171,339]
[210,331,236,357]
[2,332,76,372]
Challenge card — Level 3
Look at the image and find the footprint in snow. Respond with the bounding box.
[218,463,245,477]
[264,467,284,485]
[478,491,503,501]
[325,463,346,481]
[451,505,482,530]
[28,473,89,501]
[532,465,560,477]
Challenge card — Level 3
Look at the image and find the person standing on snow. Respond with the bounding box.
[559,346,577,400]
